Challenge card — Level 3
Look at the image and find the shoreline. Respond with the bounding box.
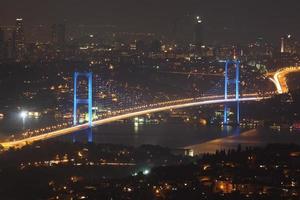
[184,129,260,155]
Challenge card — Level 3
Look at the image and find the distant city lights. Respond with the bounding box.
[143,169,150,175]
[196,16,202,23]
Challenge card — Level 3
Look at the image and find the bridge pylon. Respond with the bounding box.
[73,71,93,142]
[224,60,240,125]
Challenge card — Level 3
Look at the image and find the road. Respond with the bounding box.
[268,66,300,94]
[0,96,265,149]
[159,71,223,77]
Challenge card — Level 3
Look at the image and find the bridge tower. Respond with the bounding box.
[224,60,240,125]
[73,72,93,142]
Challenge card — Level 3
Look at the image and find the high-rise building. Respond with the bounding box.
[30,25,49,43]
[150,39,162,52]
[280,37,285,53]
[280,34,296,54]
[6,35,16,60]
[51,23,66,48]
[0,28,4,43]
[0,28,4,60]
[194,16,203,48]
[15,18,25,61]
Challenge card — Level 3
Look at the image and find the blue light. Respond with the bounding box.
[73,72,78,126]
[224,60,240,125]
[73,71,93,142]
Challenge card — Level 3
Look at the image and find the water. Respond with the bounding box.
[2,115,300,156]
[0,114,60,140]
[62,124,300,155]
[187,127,300,155]
[60,122,243,148]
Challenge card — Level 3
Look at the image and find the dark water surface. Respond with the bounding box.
[187,127,300,154]
[60,122,243,148]
[2,114,299,155]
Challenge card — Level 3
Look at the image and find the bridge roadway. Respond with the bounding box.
[0,95,266,149]
[159,71,223,76]
[268,66,300,94]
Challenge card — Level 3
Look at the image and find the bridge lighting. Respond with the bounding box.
[269,66,300,94]
[0,96,265,149]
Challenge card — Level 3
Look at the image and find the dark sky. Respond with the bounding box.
[1,0,300,43]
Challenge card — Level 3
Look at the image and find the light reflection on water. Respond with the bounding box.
[59,122,244,149]
[0,115,63,140]
[59,124,300,156]
[3,114,299,155]
[187,127,300,155]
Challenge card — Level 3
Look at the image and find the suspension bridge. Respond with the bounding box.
[0,60,275,149]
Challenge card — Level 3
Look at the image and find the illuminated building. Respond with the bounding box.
[6,36,15,60]
[194,16,203,49]
[280,37,285,53]
[215,46,232,60]
[30,25,49,43]
[15,18,25,61]
[214,180,234,193]
[150,39,162,52]
[0,27,4,60]
[280,34,296,54]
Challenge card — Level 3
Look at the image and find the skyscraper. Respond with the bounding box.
[194,16,203,48]
[280,35,296,54]
[280,37,285,53]
[51,23,66,48]
[0,28,4,60]
[15,18,25,61]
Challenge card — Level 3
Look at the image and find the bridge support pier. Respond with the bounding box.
[87,128,93,143]
[72,132,77,143]
[72,128,92,143]
[73,71,93,142]
[224,60,240,125]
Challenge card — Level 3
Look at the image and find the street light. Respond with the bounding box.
[20,111,28,119]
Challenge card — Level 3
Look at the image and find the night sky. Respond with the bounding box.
[1,0,300,43]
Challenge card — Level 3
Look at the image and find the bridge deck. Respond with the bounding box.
[0,96,266,149]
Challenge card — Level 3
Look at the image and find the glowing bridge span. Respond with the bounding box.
[268,66,300,94]
[0,94,265,149]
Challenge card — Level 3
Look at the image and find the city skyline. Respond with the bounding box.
[0,0,300,43]
[1,1,300,199]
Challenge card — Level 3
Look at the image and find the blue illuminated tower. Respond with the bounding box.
[73,72,93,142]
[224,60,240,125]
